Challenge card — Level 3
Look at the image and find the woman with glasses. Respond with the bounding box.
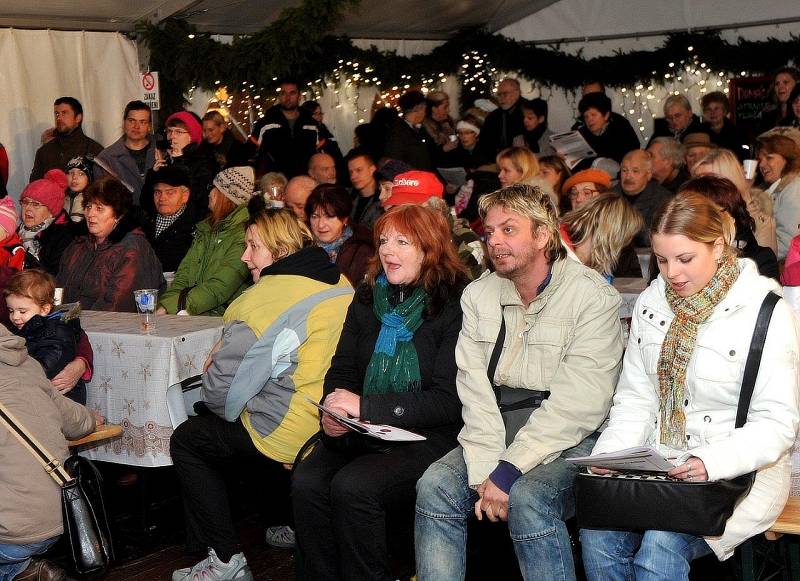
[18,169,75,275]
[154,111,217,216]
[560,168,610,212]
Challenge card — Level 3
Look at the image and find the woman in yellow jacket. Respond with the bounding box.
[170,197,353,581]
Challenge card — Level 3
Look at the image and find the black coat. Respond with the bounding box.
[647,114,709,146]
[23,211,75,275]
[142,205,204,273]
[323,284,464,449]
[476,99,526,160]
[578,116,641,165]
[169,144,218,216]
[252,106,319,178]
[705,119,750,160]
[384,119,436,171]
[15,314,85,404]
[206,130,252,170]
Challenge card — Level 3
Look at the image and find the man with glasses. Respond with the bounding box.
[30,97,103,181]
[476,78,527,160]
[560,168,612,212]
[141,166,200,272]
[95,100,155,204]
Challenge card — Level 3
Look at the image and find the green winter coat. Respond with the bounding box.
[159,204,249,316]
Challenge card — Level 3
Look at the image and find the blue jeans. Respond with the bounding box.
[0,536,60,581]
[580,529,712,581]
[414,435,598,581]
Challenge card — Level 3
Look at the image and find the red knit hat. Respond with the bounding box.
[165,111,202,144]
[21,169,68,217]
[383,171,444,207]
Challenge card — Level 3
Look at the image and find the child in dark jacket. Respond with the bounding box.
[5,269,86,403]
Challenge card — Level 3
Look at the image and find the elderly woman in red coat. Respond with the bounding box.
[57,177,163,312]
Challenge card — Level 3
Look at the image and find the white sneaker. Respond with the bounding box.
[265,525,295,549]
[172,548,253,581]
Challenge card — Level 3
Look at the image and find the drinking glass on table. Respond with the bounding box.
[134,289,158,333]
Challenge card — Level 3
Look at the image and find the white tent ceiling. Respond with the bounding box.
[4,0,798,40]
[0,0,558,39]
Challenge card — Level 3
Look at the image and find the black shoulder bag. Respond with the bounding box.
[487,307,551,446]
[575,291,780,537]
[0,404,113,575]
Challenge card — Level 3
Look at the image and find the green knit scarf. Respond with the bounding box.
[363,274,427,395]
[657,253,739,449]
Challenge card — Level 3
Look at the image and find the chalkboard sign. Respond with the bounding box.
[729,75,773,143]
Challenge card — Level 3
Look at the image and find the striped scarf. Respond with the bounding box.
[657,252,739,449]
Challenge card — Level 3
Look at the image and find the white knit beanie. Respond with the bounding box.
[213,166,256,206]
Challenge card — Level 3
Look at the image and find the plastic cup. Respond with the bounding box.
[743,159,758,180]
[54,288,64,306]
[133,289,158,334]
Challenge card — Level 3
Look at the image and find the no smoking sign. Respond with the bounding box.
[140,71,160,110]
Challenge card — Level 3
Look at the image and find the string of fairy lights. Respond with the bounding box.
[187,44,751,143]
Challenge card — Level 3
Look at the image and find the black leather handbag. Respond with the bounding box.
[487,308,550,446]
[0,405,113,575]
[575,291,780,537]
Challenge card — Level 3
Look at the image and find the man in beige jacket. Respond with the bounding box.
[415,184,624,581]
[0,325,95,580]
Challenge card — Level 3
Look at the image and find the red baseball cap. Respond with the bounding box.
[383,171,444,207]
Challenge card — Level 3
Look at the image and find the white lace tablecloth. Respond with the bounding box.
[80,311,223,467]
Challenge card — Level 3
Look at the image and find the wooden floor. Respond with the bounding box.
[102,514,295,580]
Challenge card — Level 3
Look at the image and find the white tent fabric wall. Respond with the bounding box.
[0,29,140,199]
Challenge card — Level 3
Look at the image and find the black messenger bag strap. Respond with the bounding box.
[735,291,780,428]
[486,307,506,386]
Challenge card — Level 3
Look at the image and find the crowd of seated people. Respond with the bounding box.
[2,67,800,581]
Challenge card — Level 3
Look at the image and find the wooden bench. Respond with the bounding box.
[766,497,800,541]
[68,424,123,449]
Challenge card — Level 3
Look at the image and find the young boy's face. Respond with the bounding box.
[7,294,51,330]
[68,168,89,193]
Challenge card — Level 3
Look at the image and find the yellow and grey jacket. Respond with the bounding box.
[202,246,353,463]
[456,257,624,486]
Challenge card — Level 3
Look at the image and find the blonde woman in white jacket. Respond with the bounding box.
[580,181,800,580]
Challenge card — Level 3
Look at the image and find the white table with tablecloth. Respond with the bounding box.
[79,311,224,467]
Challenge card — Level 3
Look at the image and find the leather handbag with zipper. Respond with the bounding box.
[0,403,113,575]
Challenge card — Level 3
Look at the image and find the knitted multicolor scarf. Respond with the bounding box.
[319,225,353,263]
[657,252,739,449]
[363,274,427,395]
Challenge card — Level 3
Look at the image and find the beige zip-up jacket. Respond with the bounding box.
[456,257,624,486]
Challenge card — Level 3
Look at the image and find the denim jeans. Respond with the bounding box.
[414,434,598,581]
[580,529,712,581]
[0,536,60,581]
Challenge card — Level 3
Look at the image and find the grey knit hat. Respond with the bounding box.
[213,166,255,206]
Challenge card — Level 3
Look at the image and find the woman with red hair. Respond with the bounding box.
[292,205,469,581]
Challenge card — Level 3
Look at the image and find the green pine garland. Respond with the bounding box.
[140,0,800,118]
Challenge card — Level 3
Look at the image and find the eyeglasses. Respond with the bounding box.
[568,187,599,200]
[166,128,189,136]
[20,198,45,208]
[153,187,182,197]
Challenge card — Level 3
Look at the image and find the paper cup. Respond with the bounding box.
[133,289,158,334]
[743,159,758,180]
